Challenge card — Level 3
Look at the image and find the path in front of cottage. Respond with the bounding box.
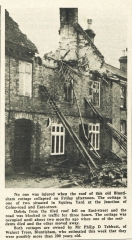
[5,157,127,188]
[5,168,88,188]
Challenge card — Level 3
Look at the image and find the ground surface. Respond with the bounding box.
[5,157,127,188]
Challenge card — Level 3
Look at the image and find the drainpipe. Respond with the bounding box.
[8,55,10,122]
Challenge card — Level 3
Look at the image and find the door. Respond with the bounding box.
[14,119,32,172]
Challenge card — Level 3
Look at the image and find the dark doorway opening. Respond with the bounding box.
[14,119,32,172]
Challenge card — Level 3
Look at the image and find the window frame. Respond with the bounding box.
[120,85,126,109]
[64,79,74,103]
[89,123,100,150]
[88,80,100,107]
[51,123,65,155]
[19,61,32,97]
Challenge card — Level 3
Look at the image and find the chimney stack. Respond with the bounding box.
[119,48,127,72]
[59,8,78,61]
[87,19,92,29]
[85,19,95,43]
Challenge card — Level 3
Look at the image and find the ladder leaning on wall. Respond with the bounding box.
[84,97,127,154]
[39,85,100,174]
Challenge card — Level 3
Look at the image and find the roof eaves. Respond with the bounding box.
[5,10,38,54]
[104,63,127,80]
[5,40,38,55]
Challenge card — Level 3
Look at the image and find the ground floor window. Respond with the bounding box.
[89,123,100,150]
[79,123,100,150]
[51,124,65,155]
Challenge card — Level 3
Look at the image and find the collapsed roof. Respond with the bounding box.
[44,8,127,81]
[74,22,104,62]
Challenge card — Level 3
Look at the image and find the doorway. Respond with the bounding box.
[14,119,32,172]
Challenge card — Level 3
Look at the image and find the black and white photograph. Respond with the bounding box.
[1,1,132,239]
[4,2,128,188]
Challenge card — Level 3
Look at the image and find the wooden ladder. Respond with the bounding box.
[39,86,98,170]
[84,97,127,154]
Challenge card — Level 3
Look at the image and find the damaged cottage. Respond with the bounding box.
[5,9,127,183]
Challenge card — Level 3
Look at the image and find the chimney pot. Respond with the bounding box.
[87,19,92,29]
[119,49,127,72]
[126,48,128,56]
[122,50,126,56]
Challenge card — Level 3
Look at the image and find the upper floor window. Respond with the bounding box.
[120,120,126,135]
[120,85,126,109]
[19,61,32,97]
[88,80,100,107]
[51,124,65,155]
[64,80,73,103]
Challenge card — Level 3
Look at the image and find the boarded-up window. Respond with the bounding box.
[88,80,100,107]
[19,61,32,97]
[51,124,65,155]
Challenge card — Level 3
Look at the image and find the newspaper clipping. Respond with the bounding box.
[1,0,132,239]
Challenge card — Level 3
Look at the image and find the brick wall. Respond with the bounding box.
[112,82,127,157]
[119,56,127,72]
[59,8,78,61]
[5,51,114,173]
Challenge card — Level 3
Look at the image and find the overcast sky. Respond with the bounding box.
[4,0,128,68]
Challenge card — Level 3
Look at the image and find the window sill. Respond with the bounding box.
[51,153,64,156]
[90,148,100,151]
[94,106,100,108]
[64,101,74,105]
[18,94,31,96]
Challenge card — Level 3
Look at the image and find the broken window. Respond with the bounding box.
[51,124,65,155]
[89,123,100,150]
[19,61,32,97]
[64,79,73,103]
[88,80,100,107]
[120,120,126,135]
[120,85,126,109]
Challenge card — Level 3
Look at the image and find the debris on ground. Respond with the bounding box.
[5,155,127,188]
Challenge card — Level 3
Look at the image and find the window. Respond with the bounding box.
[120,86,126,109]
[79,123,100,150]
[79,124,88,144]
[89,123,100,150]
[64,79,73,103]
[120,120,126,135]
[88,80,100,107]
[51,124,65,155]
[19,61,32,97]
